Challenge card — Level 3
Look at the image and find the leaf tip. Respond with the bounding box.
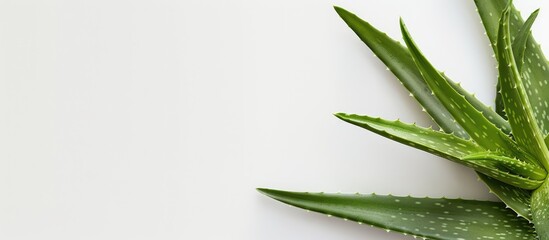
[256,188,278,198]
[334,112,350,120]
[333,5,350,18]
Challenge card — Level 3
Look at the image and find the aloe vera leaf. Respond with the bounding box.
[468,160,542,189]
[257,188,537,240]
[335,113,482,159]
[496,4,549,170]
[334,7,511,136]
[474,0,523,50]
[400,20,517,155]
[335,113,542,189]
[335,6,532,219]
[476,0,549,135]
[474,0,537,219]
[512,9,539,71]
[333,7,466,138]
[477,174,532,220]
[446,78,511,134]
[462,152,546,180]
[532,181,549,239]
[495,86,507,119]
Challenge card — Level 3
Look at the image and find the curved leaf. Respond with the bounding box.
[476,0,549,136]
[258,189,537,240]
[400,19,518,156]
[496,4,549,169]
[477,174,532,220]
[512,9,539,71]
[463,152,546,180]
[334,6,511,136]
[335,113,542,189]
[333,4,535,222]
[447,79,511,134]
[335,113,482,160]
[333,6,467,138]
[532,181,549,239]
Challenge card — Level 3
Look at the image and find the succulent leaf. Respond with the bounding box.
[462,152,546,180]
[496,4,549,170]
[333,7,468,138]
[400,20,518,155]
[476,0,549,136]
[335,5,531,216]
[471,164,542,190]
[334,6,531,214]
[334,7,511,137]
[477,174,532,220]
[512,9,539,71]
[257,188,537,240]
[335,113,483,159]
[447,78,511,134]
[532,181,549,239]
[474,0,523,50]
[334,113,542,188]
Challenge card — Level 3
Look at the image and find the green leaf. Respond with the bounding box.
[474,0,537,220]
[474,0,523,51]
[532,181,549,239]
[335,113,482,160]
[476,0,549,136]
[335,113,542,189]
[496,4,549,170]
[447,78,511,134]
[512,9,539,71]
[399,19,517,155]
[462,152,546,180]
[464,161,542,190]
[334,5,534,220]
[333,6,467,138]
[334,6,511,137]
[495,84,507,119]
[257,188,537,240]
[477,174,532,220]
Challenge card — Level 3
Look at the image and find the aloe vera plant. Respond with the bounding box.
[258,0,549,239]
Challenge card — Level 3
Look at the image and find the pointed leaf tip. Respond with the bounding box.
[334,7,471,138]
[512,9,539,70]
[257,188,274,197]
[333,6,350,18]
[260,189,537,239]
[401,16,519,155]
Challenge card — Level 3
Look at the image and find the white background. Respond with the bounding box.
[0,0,547,239]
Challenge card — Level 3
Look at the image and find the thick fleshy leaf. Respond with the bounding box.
[334,6,511,136]
[335,113,542,189]
[258,189,537,240]
[532,181,549,239]
[474,0,524,51]
[334,5,533,220]
[476,0,549,136]
[400,20,518,155]
[447,79,511,134]
[334,6,467,138]
[465,160,542,190]
[477,174,532,220]
[335,113,482,160]
[496,5,549,170]
[512,9,539,71]
[474,0,537,219]
[462,152,546,180]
